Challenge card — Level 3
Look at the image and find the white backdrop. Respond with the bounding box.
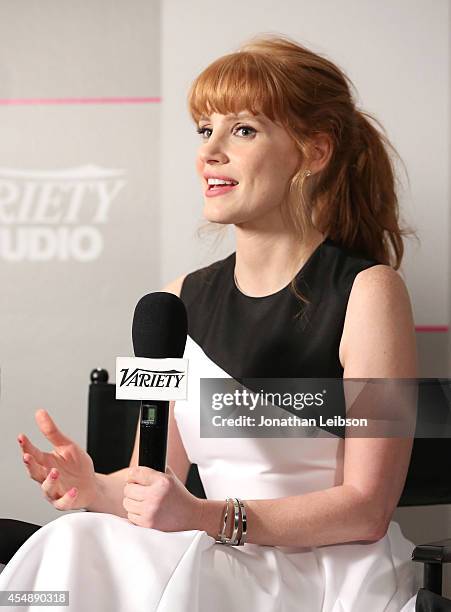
[0,0,161,525]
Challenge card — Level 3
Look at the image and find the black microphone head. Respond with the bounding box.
[132,292,188,359]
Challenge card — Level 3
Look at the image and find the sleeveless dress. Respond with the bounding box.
[0,237,421,611]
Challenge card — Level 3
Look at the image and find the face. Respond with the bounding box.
[195,111,302,226]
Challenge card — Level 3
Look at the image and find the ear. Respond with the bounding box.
[308,132,333,174]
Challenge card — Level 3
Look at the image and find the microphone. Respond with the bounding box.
[131,292,188,471]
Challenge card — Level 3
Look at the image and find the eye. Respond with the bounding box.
[196,126,212,139]
[234,125,256,138]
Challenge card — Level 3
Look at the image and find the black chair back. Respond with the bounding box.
[87,369,140,474]
[399,379,451,506]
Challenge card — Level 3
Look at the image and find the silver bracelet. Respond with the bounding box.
[237,498,247,546]
[215,497,233,544]
[229,498,240,545]
[215,497,247,546]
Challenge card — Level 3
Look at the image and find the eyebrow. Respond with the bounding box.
[198,113,264,122]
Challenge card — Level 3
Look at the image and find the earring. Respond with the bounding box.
[304,170,312,178]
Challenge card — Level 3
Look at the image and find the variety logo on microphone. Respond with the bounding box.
[115,356,188,400]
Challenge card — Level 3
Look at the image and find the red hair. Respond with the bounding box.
[188,34,417,273]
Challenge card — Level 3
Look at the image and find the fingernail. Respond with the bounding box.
[23,455,30,464]
[17,437,23,445]
[51,470,58,479]
[69,488,77,497]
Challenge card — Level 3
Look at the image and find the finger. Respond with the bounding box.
[17,434,46,465]
[123,497,142,514]
[127,513,143,527]
[52,487,79,511]
[123,482,145,501]
[22,453,49,483]
[41,468,61,501]
[35,409,73,448]
[127,466,158,485]
[165,465,179,483]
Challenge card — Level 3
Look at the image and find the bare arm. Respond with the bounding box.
[198,265,418,546]
[87,275,191,517]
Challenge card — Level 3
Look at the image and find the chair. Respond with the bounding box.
[397,378,451,598]
[1,371,450,606]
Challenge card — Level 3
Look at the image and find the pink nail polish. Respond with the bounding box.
[51,471,58,479]
[69,488,77,497]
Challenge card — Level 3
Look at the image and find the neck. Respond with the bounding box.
[233,212,324,298]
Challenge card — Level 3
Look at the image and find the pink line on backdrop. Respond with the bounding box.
[0,96,448,338]
[0,97,161,106]
[415,326,449,333]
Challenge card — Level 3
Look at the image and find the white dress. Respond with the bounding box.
[0,240,422,610]
[0,336,420,611]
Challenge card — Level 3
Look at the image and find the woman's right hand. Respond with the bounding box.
[17,409,100,511]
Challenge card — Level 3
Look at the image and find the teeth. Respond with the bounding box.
[207,178,237,186]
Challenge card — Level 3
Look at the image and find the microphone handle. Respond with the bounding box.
[138,400,169,471]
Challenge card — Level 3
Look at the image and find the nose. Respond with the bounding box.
[198,137,229,165]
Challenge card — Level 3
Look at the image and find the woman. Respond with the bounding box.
[0,35,424,611]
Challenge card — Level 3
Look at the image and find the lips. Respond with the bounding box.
[204,173,238,188]
[204,174,238,183]
[204,183,239,198]
[202,173,239,198]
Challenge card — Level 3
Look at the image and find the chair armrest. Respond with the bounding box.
[412,539,451,596]
[412,539,451,564]
[0,519,42,564]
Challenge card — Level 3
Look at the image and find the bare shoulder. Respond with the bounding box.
[347,264,413,318]
[339,264,417,376]
[351,263,409,294]
[161,274,187,299]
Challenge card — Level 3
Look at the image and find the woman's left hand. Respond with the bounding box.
[123,465,204,531]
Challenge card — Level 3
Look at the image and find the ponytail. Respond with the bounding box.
[315,109,415,269]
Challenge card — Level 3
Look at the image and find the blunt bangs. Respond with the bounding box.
[187,52,289,126]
